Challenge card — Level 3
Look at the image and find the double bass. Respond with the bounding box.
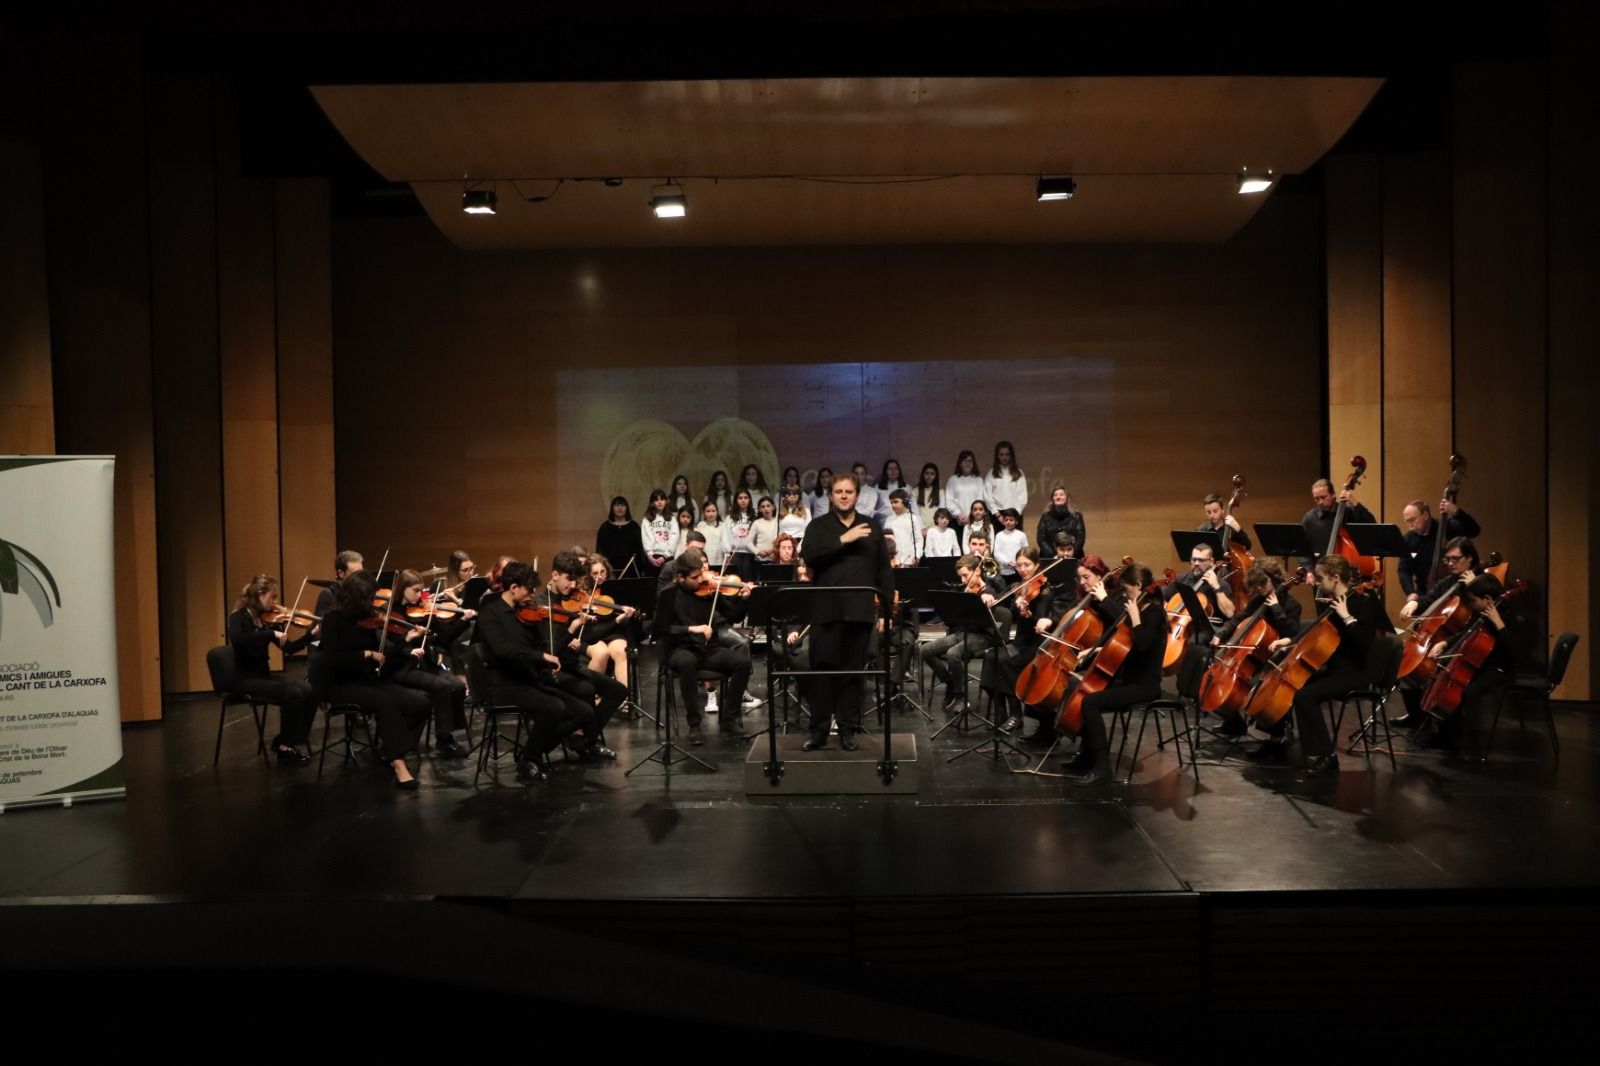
[1420,582,1525,717]
[1328,457,1381,582]
[1195,566,1306,717]
[1220,475,1255,610]
[1422,454,1467,591]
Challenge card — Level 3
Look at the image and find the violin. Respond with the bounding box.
[261,606,318,630]
[1014,556,1133,708]
[1196,566,1305,717]
[1328,456,1382,582]
[1420,581,1525,717]
[358,612,424,637]
[404,590,462,621]
[694,573,756,598]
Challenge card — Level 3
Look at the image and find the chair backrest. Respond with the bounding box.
[459,644,492,706]
[1369,633,1405,690]
[1546,632,1580,690]
[205,644,237,695]
[1174,644,1209,701]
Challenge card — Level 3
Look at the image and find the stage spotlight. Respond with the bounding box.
[1035,176,1076,202]
[462,189,497,214]
[1237,172,1274,194]
[650,182,687,219]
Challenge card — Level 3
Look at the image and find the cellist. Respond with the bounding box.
[1298,478,1375,580]
[1253,555,1387,776]
[1206,561,1303,737]
[1391,572,1524,747]
[1062,562,1167,786]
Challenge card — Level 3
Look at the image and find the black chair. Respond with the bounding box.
[315,699,376,781]
[1483,632,1578,761]
[1112,645,1206,784]
[205,644,270,768]
[1332,633,1405,771]
[460,646,527,786]
[653,643,729,728]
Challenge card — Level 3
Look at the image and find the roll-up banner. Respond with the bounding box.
[0,456,126,812]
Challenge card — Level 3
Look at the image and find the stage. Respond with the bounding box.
[3,662,1598,1059]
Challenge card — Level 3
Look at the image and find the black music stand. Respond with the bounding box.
[1344,523,1409,561]
[1045,556,1081,589]
[758,564,797,584]
[1170,579,1218,640]
[601,578,658,724]
[1254,523,1316,563]
[925,590,1002,741]
[1172,530,1225,562]
[742,585,792,740]
[458,576,490,608]
[870,568,935,721]
[372,569,397,591]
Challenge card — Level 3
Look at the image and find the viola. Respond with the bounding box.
[1420,581,1525,718]
[1328,456,1381,582]
[1195,567,1306,717]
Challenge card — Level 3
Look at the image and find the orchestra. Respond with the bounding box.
[225,443,1555,790]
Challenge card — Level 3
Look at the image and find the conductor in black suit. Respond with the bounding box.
[800,472,894,751]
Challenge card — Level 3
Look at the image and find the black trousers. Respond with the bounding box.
[1080,678,1163,756]
[321,681,430,762]
[392,664,467,740]
[235,673,317,747]
[548,666,626,741]
[494,681,589,762]
[922,631,992,699]
[666,643,752,724]
[1291,665,1369,758]
[809,621,874,742]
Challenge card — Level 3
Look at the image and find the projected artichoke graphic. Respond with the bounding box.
[0,538,61,640]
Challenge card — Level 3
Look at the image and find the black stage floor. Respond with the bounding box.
[4,665,1598,1059]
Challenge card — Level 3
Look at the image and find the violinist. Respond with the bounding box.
[308,572,431,789]
[641,489,676,575]
[772,532,799,568]
[980,548,1055,742]
[883,489,922,567]
[580,555,639,695]
[920,552,1006,719]
[1199,493,1252,550]
[1063,562,1167,786]
[800,472,894,751]
[383,570,470,759]
[441,551,477,602]
[1207,561,1303,737]
[653,548,755,746]
[473,560,593,784]
[1299,478,1375,578]
[1399,536,1480,621]
[314,549,364,616]
[1391,573,1523,747]
[1176,543,1235,626]
[1399,504,1482,607]
[225,574,317,764]
[1036,486,1086,556]
[429,552,479,663]
[537,551,625,760]
[656,531,708,593]
[1255,555,1387,775]
[595,495,641,575]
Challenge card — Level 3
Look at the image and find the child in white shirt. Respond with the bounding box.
[992,508,1028,581]
[884,489,922,567]
[921,508,960,558]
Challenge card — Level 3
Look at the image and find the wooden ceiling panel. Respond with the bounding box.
[313,75,1380,247]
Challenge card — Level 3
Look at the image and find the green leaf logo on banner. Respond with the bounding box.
[0,538,62,638]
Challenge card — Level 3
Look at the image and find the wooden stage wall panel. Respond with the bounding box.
[0,37,55,457]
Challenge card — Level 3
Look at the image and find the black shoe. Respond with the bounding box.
[515,761,547,783]
[720,718,748,740]
[839,736,858,752]
[1305,754,1340,776]
[946,697,968,718]
[1068,765,1112,787]
[1247,740,1289,763]
[588,745,617,761]
[1216,715,1249,737]
[688,724,704,747]
[436,739,468,759]
[394,771,420,791]
[1060,749,1094,772]
[998,716,1022,734]
[1388,713,1425,729]
[1023,729,1057,749]
[802,738,827,752]
[274,745,311,766]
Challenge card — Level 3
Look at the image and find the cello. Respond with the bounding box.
[1055,576,1160,737]
[1397,548,1502,684]
[1015,557,1131,707]
[1161,567,1213,673]
[1240,608,1343,728]
[1196,566,1305,717]
[1420,581,1525,718]
[1328,457,1381,582]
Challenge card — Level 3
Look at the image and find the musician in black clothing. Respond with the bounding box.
[921,553,1007,719]
[1175,543,1235,627]
[308,572,431,789]
[655,531,707,592]
[1299,478,1376,576]
[980,548,1057,743]
[1199,493,1252,550]
[1397,499,1481,603]
[654,549,755,746]
[225,575,317,764]
[381,569,470,759]
[314,549,364,617]
[1063,563,1168,786]
[534,551,623,761]
[474,560,592,783]
[1045,533,1080,589]
[1394,574,1522,748]
[1259,555,1389,776]
[1207,562,1303,737]
[800,473,895,751]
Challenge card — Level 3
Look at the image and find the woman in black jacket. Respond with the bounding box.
[225,575,317,764]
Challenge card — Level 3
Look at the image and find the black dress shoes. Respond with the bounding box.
[515,761,547,783]
[1305,754,1340,776]
[802,738,827,751]
[1216,715,1249,737]
[435,739,469,760]
[275,745,312,766]
[998,716,1022,734]
[1247,740,1289,763]
[838,736,858,751]
[1022,729,1057,749]
[1068,765,1111,787]
[688,724,704,746]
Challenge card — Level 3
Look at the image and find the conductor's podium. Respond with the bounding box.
[743,733,920,795]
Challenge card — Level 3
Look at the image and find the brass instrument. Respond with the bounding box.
[980,555,1000,579]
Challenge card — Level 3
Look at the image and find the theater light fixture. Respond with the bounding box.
[462,188,497,214]
[649,181,687,219]
[1035,176,1076,202]
[1237,172,1274,194]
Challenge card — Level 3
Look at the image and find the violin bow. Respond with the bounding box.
[376,572,397,674]
[618,554,638,579]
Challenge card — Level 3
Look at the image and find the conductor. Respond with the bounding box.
[799,472,895,751]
